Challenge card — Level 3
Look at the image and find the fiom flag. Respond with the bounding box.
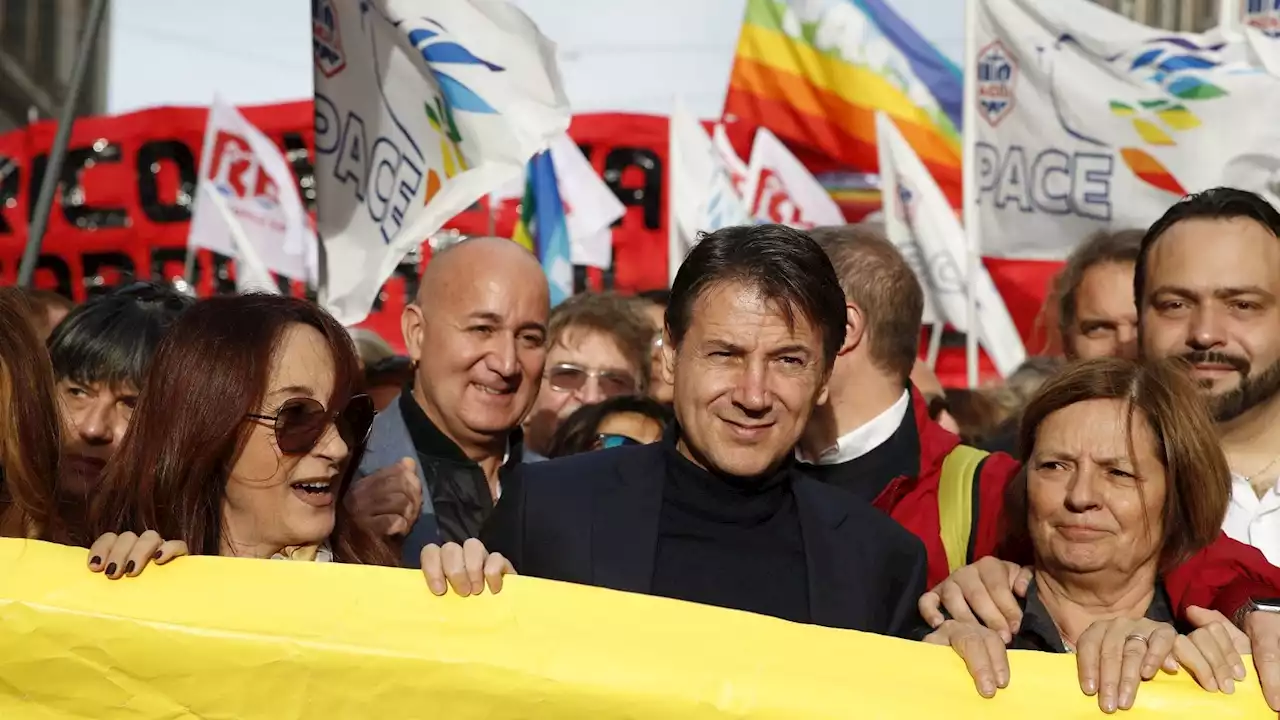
[189,95,317,287]
[970,0,1280,260]
[725,0,963,205]
[742,127,845,228]
[313,0,570,324]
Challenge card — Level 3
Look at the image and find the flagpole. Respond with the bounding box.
[667,95,681,287]
[926,320,944,369]
[17,0,110,287]
[1220,0,1242,33]
[961,0,981,389]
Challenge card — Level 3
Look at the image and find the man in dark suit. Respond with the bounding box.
[476,224,929,637]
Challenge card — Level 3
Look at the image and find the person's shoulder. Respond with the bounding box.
[516,443,661,485]
[796,473,924,552]
[522,443,661,477]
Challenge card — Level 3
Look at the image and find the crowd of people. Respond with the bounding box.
[6,186,1280,714]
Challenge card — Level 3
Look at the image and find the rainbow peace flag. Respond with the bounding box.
[511,151,573,305]
[724,0,964,206]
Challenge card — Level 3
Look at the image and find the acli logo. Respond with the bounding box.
[976,40,1017,127]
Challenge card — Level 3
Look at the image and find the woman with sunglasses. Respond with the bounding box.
[88,294,396,570]
[545,395,671,458]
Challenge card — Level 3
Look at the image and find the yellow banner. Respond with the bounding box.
[0,539,1271,719]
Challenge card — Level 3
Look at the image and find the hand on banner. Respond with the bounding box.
[918,557,1032,643]
[87,530,188,579]
[346,458,423,538]
[1241,608,1280,711]
[421,538,515,597]
[923,620,1010,698]
[1168,607,1250,696]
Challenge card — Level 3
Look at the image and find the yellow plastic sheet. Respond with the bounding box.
[0,538,1272,719]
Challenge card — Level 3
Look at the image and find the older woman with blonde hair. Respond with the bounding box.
[927,357,1244,712]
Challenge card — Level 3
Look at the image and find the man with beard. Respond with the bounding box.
[1135,187,1280,565]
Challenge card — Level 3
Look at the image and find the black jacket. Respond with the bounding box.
[481,441,929,636]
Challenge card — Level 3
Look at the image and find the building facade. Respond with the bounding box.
[1092,0,1233,32]
[0,0,110,132]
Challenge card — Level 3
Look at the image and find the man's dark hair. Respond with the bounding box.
[547,394,673,458]
[809,223,923,379]
[1055,228,1143,354]
[667,224,847,370]
[47,282,195,389]
[637,289,670,308]
[1135,187,1280,311]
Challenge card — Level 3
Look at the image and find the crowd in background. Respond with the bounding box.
[7,187,1280,714]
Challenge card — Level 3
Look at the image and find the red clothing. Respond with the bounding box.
[875,387,1280,619]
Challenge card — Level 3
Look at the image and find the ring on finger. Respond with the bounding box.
[1125,632,1149,644]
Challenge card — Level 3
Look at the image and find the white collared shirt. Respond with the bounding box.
[1223,472,1280,566]
[797,390,911,466]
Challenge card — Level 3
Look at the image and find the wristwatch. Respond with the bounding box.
[1233,597,1280,628]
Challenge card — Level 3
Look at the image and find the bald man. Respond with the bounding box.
[352,237,551,565]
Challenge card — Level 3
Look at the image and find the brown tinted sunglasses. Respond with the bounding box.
[546,363,637,398]
[247,394,376,455]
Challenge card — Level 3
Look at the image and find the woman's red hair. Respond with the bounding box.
[0,288,67,541]
[89,294,395,565]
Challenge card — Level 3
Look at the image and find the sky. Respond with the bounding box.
[107,0,966,120]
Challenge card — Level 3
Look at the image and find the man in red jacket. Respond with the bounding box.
[806,224,1280,709]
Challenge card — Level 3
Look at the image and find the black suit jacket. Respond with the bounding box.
[482,442,929,637]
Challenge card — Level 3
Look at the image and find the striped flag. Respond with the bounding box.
[724,0,962,205]
[512,151,573,305]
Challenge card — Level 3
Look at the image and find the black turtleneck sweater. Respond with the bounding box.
[650,438,810,624]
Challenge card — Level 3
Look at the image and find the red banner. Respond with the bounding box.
[0,102,1059,376]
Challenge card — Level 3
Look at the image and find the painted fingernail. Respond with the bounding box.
[124,560,135,574]
[89,555,102,567]
[105,562,117,576]
[153,550,163,560]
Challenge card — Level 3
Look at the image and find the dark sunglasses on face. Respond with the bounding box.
[547,363,637,397]
[596,433,642,449]
[246,394,376,455]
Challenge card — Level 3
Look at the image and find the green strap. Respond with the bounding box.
[938,445,990,573]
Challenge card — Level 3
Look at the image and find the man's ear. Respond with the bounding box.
[839,303,866,357]
[660,329,676,386]
[401,304,426,366]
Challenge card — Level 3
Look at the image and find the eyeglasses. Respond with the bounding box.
[246,394,376,455]
[596,433,642,449]
[546,363,637,398]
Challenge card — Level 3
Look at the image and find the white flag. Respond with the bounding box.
[970,0,1280,260]
[313,0,570,324]
[878,112,1026,376]
[711,124,751,198]
[548,133,624,269]
[742,128,844,229]
[668,99,753,283]
[188,95,315,284]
